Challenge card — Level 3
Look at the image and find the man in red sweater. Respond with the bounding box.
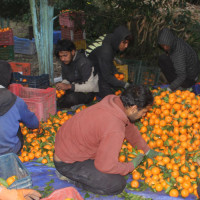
[54,85,160,195]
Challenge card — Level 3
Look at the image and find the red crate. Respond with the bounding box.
[9,62,31,75]
[61,27,85,41]
[8,84,56,121]
[59,11,85,28]
[0,29,14,46]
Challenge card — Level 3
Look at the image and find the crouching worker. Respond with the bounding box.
[0,61,39,155]
[55,39,99,109]
[0,186,41,200]
[54,85,162,195]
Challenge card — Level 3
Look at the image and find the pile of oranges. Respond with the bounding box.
[119,88,200,198]
[114,73,125,81]
[18,105,88,166]
[0,27,11,32]
[18,87,200,198]
[56,89,65,98]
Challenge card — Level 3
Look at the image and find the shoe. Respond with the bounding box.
[55,170,76,184]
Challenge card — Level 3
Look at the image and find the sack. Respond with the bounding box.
[41,187,84,200]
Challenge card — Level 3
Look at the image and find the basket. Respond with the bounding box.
[74,39,86,50]
[11,72,49,89]
[0,153,32,189]
[14,36,36,55]
[9,84,56,121]
[61,27,85,41]
[0,45,14,60]
[9,62,31,75]
[115,64,128,82]
[59,11,85,28]
[0,29,14,46]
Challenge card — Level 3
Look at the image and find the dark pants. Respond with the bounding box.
[158,54,196,88]
[54,159,126,195]
[17,126,24,154]
[57,91,95,109]
[98,79,115,98]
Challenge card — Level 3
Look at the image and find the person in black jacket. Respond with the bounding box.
[158,27,200,91]
[55,40,99,109]
[88,25,131,98]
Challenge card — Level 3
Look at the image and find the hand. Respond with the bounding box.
[56,83,71,90]
[124,82,130,89]
[18,188,41,200]
[146,149,164,158]
[0,186,41,200]
[130,153,144,168]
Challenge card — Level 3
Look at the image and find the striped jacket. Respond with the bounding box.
[158,28,200,90]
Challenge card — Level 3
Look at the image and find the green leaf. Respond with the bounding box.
[84,192,90,199]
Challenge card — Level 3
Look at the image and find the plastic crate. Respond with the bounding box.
[9,84,56,121]
[53,30,61,44]
[137,66,160,86]
[0,45,14,60]
[59,11,85,28]
[11,72,49,89]
[115,64,128,82]
[9,62,31,75]
[0,153,32,189]
[0,29,14,46]
[14,36,36,55]
[74,39,86,50]
[61,27,85,41]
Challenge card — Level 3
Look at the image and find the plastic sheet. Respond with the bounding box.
[24,161,197,200]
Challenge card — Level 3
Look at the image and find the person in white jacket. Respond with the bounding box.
[55,39,99,109]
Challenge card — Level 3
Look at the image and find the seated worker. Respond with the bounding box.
[55,39,99,109]
[54,85,162,195]
[158,27,200,91]
[0,61,39,155]
[0,186,41,200]
[88,25,132,98]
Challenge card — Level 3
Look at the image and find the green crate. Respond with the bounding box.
[136,66,161,86]
[127,60,146,83]
[0,45,14,60]
[127,60,160,86]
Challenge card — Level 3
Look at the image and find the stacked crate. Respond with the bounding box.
[0,27,14,60]
[59,10,86,50]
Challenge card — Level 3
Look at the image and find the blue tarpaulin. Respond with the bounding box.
[24,161,197,200]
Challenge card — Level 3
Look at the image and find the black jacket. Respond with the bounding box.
[158,28,200,90]
[61,51,95,91]
[88,26,131,88]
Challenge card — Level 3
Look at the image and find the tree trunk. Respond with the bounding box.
[29,0,54,84]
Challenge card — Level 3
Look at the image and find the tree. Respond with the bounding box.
[29,0,54,83]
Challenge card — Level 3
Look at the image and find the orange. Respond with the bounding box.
[130,180,139,188]
[132,171,141,180]
[169,189,179,197]
[181,189,189,198]
[6,176,16,186]
[41,158,48,164]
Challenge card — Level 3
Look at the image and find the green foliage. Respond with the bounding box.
[0,0,30,22]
